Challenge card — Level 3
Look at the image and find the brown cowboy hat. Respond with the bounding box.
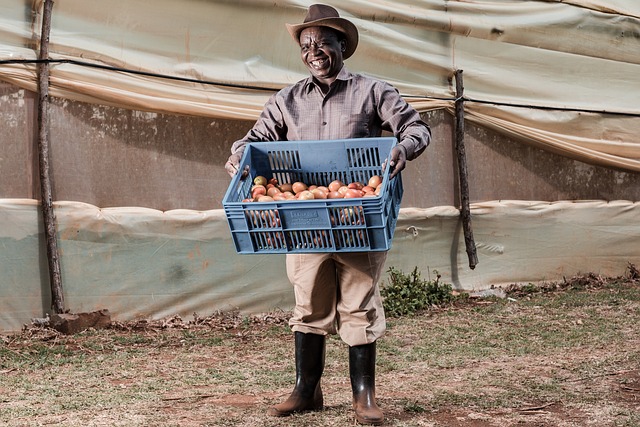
[286,4,359,59]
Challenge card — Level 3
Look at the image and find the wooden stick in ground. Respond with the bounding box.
[37,0,65,313]
[454,70,479,270]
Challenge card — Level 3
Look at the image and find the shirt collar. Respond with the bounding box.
[303,67,353,93]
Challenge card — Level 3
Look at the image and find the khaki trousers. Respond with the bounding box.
[285,251,387,347]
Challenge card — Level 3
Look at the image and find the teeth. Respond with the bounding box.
[311,60,325,67]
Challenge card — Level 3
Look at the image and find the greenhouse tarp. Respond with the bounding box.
[0,0,639,170]
[1,199,639,332]
[1,1,639,331]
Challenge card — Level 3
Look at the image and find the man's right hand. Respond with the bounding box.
[225,153,242,178]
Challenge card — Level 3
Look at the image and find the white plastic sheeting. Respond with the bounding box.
[1,200,638,332]
[0,0,639,170]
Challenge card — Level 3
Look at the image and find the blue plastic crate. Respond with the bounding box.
[222,137,403,254]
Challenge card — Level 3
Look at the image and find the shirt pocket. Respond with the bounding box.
[346,113,371,138]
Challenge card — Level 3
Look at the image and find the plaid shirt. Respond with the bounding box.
[231,67,431,160]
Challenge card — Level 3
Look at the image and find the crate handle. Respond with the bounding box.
[239,165,251,181]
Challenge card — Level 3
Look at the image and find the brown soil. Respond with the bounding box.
[2,271,639,427]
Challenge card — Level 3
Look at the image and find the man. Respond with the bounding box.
[225,4,431,425]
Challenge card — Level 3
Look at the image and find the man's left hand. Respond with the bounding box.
[385,144,407,179]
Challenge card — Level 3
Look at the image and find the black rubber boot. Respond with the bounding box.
[350,341,384,425]
[267,331,326,416]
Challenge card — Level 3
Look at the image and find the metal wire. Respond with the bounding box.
[1,58,638,117]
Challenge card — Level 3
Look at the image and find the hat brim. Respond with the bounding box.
[286,17,359,59]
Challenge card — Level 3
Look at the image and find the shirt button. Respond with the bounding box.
[322,121,327,126]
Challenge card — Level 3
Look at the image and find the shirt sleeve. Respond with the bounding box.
[230,93,287,156]
[376,82,431,160]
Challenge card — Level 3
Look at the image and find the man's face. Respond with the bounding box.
[299,26,345,86]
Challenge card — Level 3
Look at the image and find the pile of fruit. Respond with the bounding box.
[244,175,383,203]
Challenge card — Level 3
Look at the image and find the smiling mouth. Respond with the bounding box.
[310,59,327,69]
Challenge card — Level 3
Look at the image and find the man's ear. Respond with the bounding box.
[340,39,347,53]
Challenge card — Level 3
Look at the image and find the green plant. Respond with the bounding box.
[381,267,454,317]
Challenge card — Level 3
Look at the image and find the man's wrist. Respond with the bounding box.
[396,143,408,159]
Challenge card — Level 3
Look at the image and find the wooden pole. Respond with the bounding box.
[37,0,65,313]
[454,70,479,270]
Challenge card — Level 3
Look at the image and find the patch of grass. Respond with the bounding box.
[111,333,155,346]
[0,343,79,369]
[616,412,640,427]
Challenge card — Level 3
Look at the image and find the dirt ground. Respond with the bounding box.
[1,270,639,427]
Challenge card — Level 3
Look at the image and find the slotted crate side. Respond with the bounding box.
[224,138,395,194]
[247,230,287,253]
[286,229,335,251]
[333,228,370,250]
[267,139,389,187]
[386,174,403,240]
[346,144,382,185]
[223,174,252,205]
